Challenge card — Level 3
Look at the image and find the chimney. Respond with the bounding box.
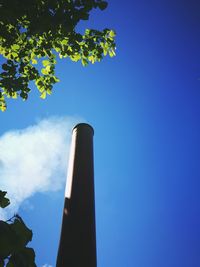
[56,123,97,267]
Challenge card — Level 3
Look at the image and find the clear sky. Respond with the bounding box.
[0,1,200,267]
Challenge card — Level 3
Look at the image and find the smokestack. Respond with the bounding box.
[56,123,96,267]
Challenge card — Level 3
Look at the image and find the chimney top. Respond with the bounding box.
[73,123,94,135]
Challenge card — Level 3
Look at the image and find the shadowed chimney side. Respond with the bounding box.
[56,123,96,267]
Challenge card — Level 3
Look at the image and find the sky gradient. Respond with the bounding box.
[0,1,200,266]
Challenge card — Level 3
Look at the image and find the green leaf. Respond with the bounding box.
[11,44,20,51]
[103,48,108,56]
[42,60,50,67]
[81,58,88,66]
[109,30,116,38]
[12,92,18,99]
[71,54,81,62]
[54,77,60,82]
[61,39,68,45]
[31,59,37,64]
[7,248,36,267]
[41,65,52,75]
[47,88,52,95]
[50,76,59,83]
[11,52,18,58]
[46,65,51,73]
[20,92,28,100]
[109,48,116,57]
[0,221,16,258]
[41,68,47,75]
[2,64,10,71]
[88,55,95,64]
[0,190,10,208]
[21,247,36,266]
[98,1,108,10]
[0,105,6,112]
[40,91,46,99]
[10,215,33,249]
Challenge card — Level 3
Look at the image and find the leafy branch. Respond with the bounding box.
[0,0,116,111]
[0,191,36,267]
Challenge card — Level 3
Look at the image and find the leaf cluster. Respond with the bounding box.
[0,191,36,267]
[0,0,116,111]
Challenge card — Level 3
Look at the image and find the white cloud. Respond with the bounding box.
[0,116,82,219]
[41,264,53,267]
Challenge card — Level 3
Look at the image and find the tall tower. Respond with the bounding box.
[56,123,96,267]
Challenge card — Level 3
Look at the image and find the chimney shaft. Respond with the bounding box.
[56,123,96,267]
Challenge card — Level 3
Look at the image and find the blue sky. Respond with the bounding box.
[0,1,200,266]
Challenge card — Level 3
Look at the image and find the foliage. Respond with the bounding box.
[0,0,116,111]
[0,191,36,267]
[0,191,10,208]
[0,190,36,267]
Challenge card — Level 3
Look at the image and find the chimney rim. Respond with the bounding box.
[73,123,94,135]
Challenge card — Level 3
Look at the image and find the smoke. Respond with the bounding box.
[0,116,82,219]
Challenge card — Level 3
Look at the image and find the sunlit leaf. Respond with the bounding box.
[42,60,50,67]
[81,58,88,66]
[41,68,47,75]
[40,91,46,99]
[31,59,37,64]
[109,30,116,38]
[11,44,20,51]
[109,48,116,57]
